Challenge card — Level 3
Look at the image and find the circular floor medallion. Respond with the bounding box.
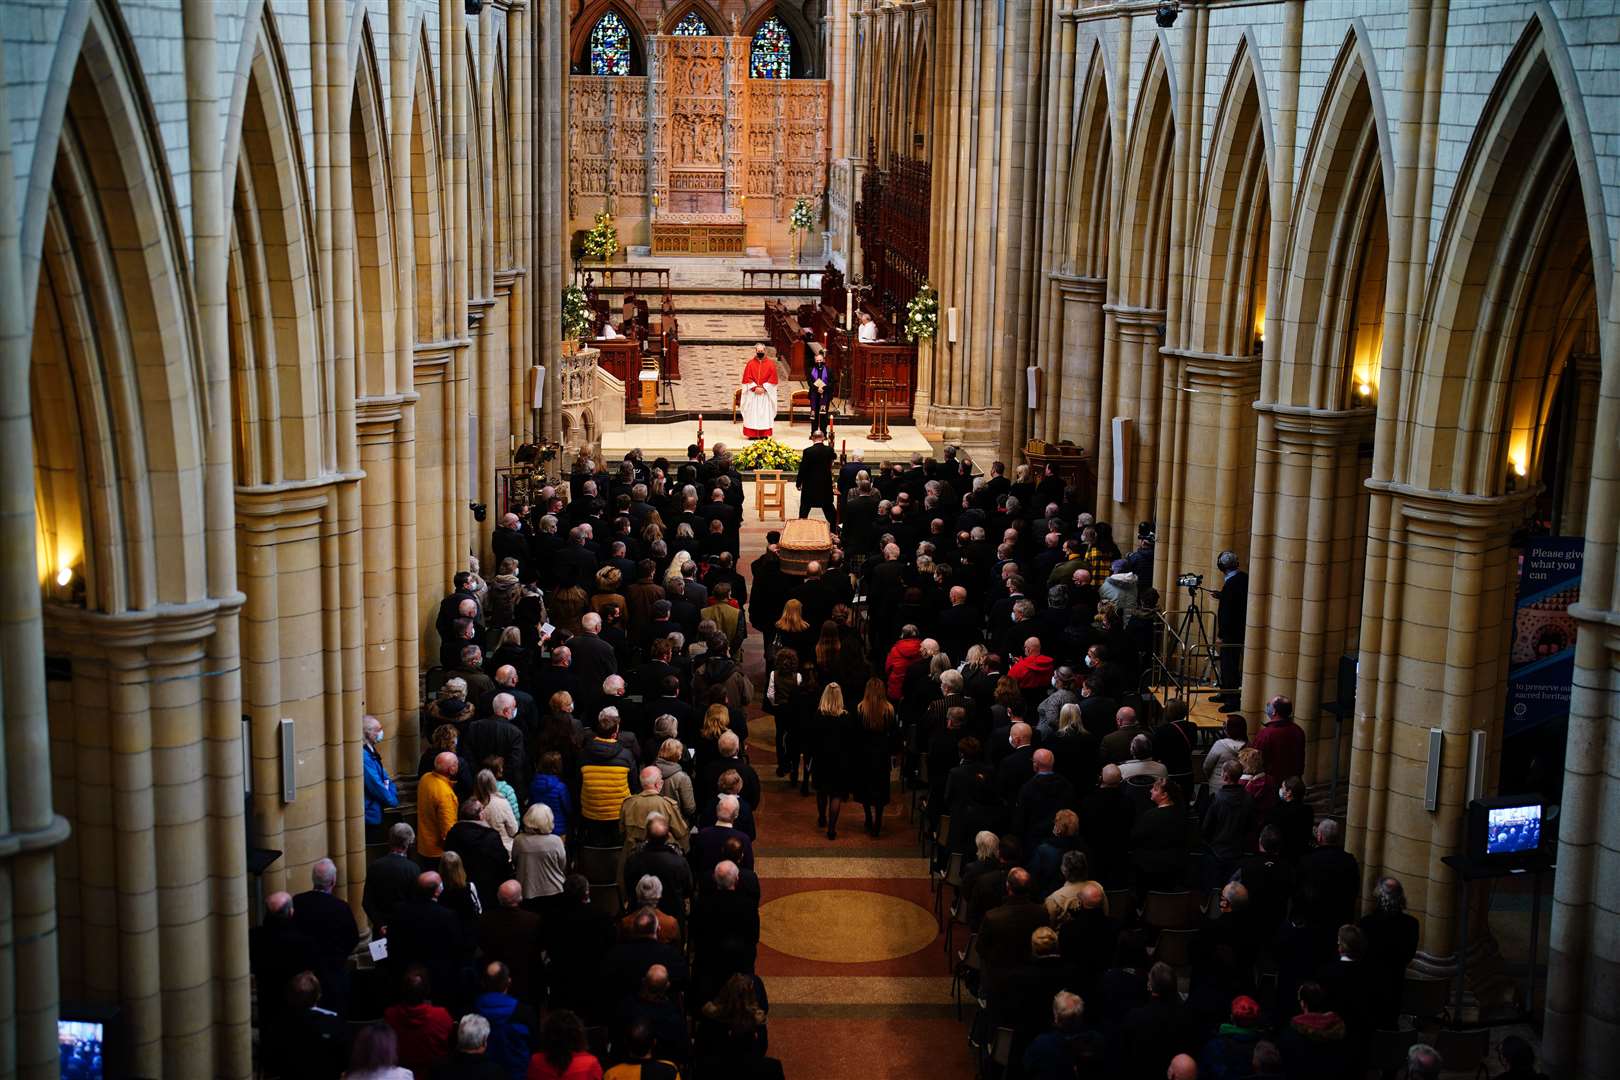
[758,888,937,963]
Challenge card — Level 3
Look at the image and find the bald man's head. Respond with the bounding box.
[434,751,459,778]
[498,880,523,908]
[1010,722,1033,748]
[1032,748,1054,773]
[266,891,293,920]
[1167,1054,1199,1080]
[1099,764,1122,788]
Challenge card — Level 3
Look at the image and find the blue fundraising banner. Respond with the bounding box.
[1504,536,1583,737]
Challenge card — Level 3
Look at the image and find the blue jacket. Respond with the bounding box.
[362,744,397,825]
[528,772,573,837]
[474,990,532,1080]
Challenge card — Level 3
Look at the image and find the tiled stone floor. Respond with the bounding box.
[671,345,798,412]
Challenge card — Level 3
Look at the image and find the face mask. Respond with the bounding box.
[1051,676,1060,689]
[373,731,383,743]
[1085,655,1096,668]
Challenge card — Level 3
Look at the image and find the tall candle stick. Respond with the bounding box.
[846,287,854,328]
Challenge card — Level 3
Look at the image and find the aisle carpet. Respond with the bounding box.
[732,503,977,1080]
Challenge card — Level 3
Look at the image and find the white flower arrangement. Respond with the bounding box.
[788,197,816,235]
[905,282,939,342]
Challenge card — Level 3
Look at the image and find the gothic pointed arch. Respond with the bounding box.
[1116,41,1175,311]
[492,50,513,271]
[410,23,449,341]
[1189,40,1272,358]
[1406,16,1605,498]
[349,14,396,399]
[1274,26,1393,411]
[223,8,327,486]
[664,0,723,36]
[744,4,805,80]
[571,1,647,76]
[30,0,207,615]
[1064,42,1113,279]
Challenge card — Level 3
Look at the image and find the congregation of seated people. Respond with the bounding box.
[250,444,1449,1080]
[253,445,789,1080]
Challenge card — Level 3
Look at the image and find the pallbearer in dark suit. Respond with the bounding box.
[796,430,838,528]
[1212,550,1248,711]
[807,352,833,435]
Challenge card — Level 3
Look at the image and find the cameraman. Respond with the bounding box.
[1211,551,1247,713]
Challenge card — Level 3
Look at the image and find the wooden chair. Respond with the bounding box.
[732,387,742,422]
[944,893,970,963]
[936,850,963,927]
[1142,889,1196,931]
[578,845,622,889]
[587,881,622,919]
[951,932,982,1019]
[1104,888,1135,922]
[1153,927,1199,976]
[789,389,812,424]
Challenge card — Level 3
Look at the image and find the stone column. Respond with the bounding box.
[1543,259,1620,1079]
[1557,350,1600,534]
[926,0,1050,461]
[182,0,252,1072]
[536,0,566,439]
[1244,404,1373,778]
[1348,484,1530,969]
[1053,274,1105,458]
[1154,349,1261,606]
[389,0,424,781]
[1094,306,1165,527]
[1036,0,1078,445]
[44,600,243,1077]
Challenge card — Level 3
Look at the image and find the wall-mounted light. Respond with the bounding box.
[56,565,73,588]
[1510,456,1527,478]
[1357,380,1373,399]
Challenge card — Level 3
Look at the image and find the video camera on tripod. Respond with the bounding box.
[1176,571,1204,594]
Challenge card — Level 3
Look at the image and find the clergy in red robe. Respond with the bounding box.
[740,344,779,439]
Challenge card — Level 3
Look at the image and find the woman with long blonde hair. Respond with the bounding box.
[855,677,900,837]
[695,702,732,770]
[811,682,852,840]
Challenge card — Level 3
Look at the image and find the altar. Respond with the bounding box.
[569,24,829,257]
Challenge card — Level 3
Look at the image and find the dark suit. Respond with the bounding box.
[796,441,838,526]
[977,897,1050,997]
[461,717,527,790]
[388,896,465,1003]
[1213,569,1248,703]
[553,542,599,590]
[569,632,619,718]
[478,905,545,1002]
[936,603,984,663]
[443,822,514,905]
[363,851,421,932]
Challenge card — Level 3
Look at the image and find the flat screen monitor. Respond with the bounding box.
[58,1019,104,1080]
[1466,795,1544,867]
[1486,803,1541,855]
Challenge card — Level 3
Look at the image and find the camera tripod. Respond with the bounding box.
[1169,586,1220,687]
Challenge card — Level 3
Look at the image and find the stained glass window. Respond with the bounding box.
[750,16,793,79]
[672,11,712,36]
[589,11,632,76]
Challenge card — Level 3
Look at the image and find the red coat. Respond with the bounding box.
[884,638,924,699]
[1010,653,1056,690]
[384,1001,453,1077]
[1252,718,1306,781]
